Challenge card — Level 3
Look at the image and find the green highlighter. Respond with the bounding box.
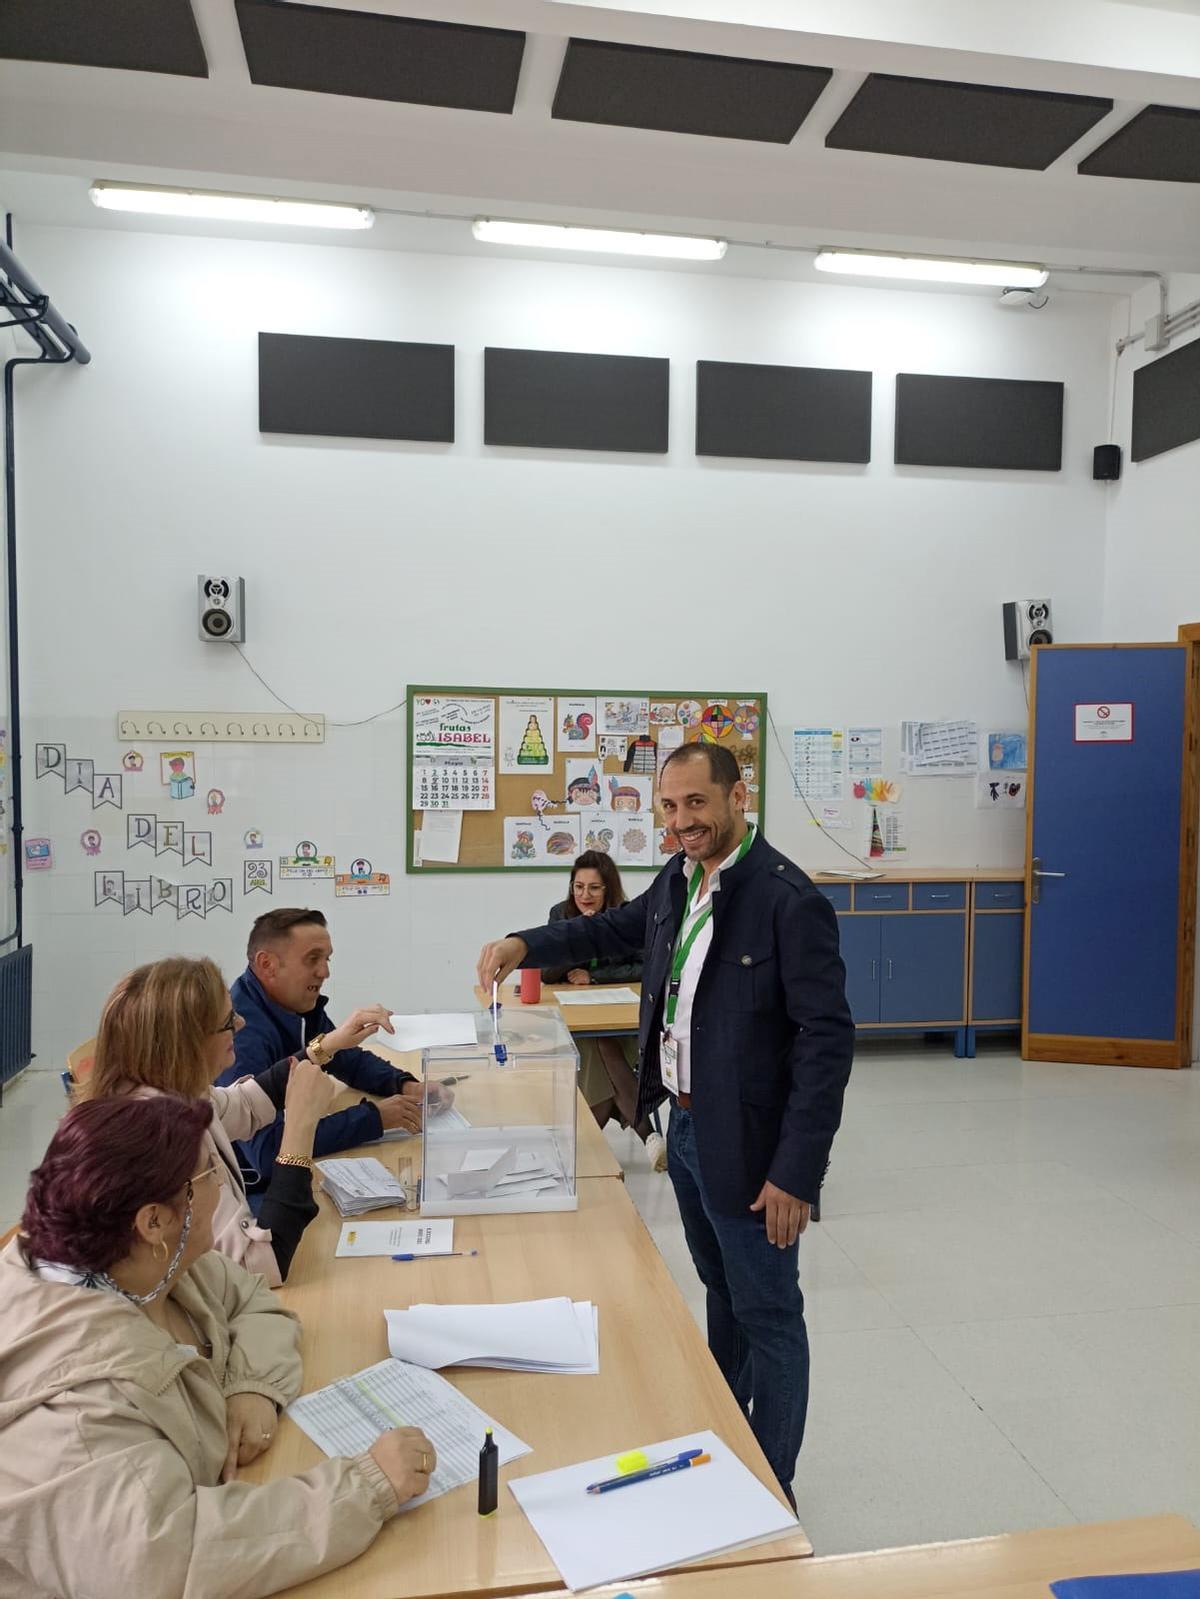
[478,1427,498,1517]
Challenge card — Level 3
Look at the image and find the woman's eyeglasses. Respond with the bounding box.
[217,1010,243,1034]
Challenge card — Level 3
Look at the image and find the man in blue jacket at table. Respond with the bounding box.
[218,906,428,1188]
[476,743,853,1503]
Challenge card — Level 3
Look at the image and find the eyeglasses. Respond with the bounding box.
[188,1162,221,1186]
[216,1010,243,1034]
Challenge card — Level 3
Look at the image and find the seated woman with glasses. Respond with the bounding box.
[543,850,665,1172]
[0,1096,437,1598]
[80,956,337,1283]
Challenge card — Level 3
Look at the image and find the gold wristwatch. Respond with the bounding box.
[306,1033,333,1067]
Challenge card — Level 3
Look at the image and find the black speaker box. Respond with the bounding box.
[1093,443,1122,480]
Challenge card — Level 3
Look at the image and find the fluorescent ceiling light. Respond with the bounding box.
[89,182,373,230]
[814,249,1048,290]
[473,218,726,261]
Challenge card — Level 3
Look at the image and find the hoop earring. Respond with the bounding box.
[154,1239,169,1266]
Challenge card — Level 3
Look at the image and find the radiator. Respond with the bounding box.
[0,943,33,1087]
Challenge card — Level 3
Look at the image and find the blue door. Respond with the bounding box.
[1025,644,1191,1066]
[837,915,881,1024]
[880,915,966,1023]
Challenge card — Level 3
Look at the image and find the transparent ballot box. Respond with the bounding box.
[420,1007,579,1216]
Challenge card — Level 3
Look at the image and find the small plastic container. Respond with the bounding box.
[519,968,542,1004]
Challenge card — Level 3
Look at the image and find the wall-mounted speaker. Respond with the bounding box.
[1003,599,1053,661]
[1093,443,1122,480]
[198,575,245,642]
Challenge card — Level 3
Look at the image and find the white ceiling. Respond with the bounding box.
[1,0,1199,280]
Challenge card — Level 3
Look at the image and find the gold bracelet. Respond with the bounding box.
[275,1153,313,1171]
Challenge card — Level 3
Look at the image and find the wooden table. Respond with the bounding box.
[364,1045,622,1182]
[249,1168,810,1599]
[515,1513,1200,1599]
[476,982,642,1038]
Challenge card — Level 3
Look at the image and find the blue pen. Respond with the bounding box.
[587,1451,710,1495]
[392,1249,479,1261]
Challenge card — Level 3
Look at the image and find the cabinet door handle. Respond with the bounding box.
[875,893,893,900]
[929,892,949,900]
[886,959,894,979]
[870,959,877,980]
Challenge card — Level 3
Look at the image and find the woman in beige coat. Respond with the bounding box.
[0,1095,436,1599]
[82,956,338,1284]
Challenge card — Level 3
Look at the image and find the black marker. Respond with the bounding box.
[478,1427,498,1517]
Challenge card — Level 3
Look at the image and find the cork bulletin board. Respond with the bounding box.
[406,685,768,873]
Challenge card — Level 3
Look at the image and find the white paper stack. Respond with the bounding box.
[385,1296,599,1374]
[433,1149,563,1199]
[316,1156,407,1216]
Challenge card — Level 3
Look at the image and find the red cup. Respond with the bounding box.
[519,968,542,1005]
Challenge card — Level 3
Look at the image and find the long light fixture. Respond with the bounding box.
[473,217,726,262]
[89,181,374,230]
[814,248,1048,290]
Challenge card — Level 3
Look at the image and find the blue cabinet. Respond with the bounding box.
[881,915,966,1023]
[970,880,1024,1038]
[838,913,882,1025]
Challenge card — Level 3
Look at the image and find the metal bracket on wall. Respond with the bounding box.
[116,711,326,743]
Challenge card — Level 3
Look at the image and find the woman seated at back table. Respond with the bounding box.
[0,1095,436,1599]
[543,849,666,1171]
[81,955,338,1283]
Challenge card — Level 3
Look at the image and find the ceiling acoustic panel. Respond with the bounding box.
[553,38,832,143]
[259,333,455,442]
[895,374,1064,471]
[696,361,872,463]
[1079,105,1200,183]
[235,0,525,113]
[0,0,207,77]
[827,73,1111,170]
[484,348,669,453]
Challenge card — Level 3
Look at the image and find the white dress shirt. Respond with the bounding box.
[669,825,755,1093]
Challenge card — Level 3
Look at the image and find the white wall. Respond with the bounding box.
[12,224,1116,1068]
[1103,273,1200,641]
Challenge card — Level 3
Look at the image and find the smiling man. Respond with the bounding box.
[219,908,427,1187]
[475,743,853,1503]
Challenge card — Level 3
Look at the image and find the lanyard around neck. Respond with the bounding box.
[665,826,754,1026]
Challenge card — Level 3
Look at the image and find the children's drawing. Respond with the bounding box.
[565,760,602,808]
[161,751,196,799]
[599,698,649,737]
[976,774,1027,809]
[598,735,627,761]
[582,810,616,854]
[733,701,760,737]
[557,697,597,752]
[657,827,682,856]
[987,732,1028,771]
[510,827,536,862]
[499,696,554,774]
[699,703,735,742]
[650,702,677,725]
[676,700,702,728]
[657,724,684,774]
[618,823,651,866]
[545,830,576,858]
[25,837,53,871]
[207,788,226,815]
[335,859,391,896]
[608,775,651,814]
[80,829,102,857]
[244,828,263,849]
[623,735,657,776]
[279,841,336,879]
[122,750,144,772]
[852,778,901,804]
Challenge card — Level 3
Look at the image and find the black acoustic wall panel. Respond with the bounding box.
[484,348,669,453]
[696,361,872,462]
[0,0,207,76]
[235,0,524,112]
[553,37,832,143]
[258,333,454,442]
[895,374,1064,471]
[827,74,1111,169]
[1131,337,1200,463]
[1079,105,1200,183]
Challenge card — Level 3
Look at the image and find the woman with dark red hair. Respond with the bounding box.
[0,1096,437,1599]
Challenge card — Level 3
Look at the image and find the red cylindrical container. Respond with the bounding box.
[518,968,542,1004]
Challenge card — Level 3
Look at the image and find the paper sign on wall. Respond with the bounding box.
[556,698,596,752]
[499,696,554,775]
[1075,703,1134,743]
[413,696,495,757]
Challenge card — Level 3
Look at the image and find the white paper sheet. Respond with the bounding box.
[419,809,463,863]
[334,1219,455,1258]
[509,1429,798,1591]
[385,1296,597,1373]
[553,986,639,1006]
[287,1357,530,1511]
[385,1012,478,1051]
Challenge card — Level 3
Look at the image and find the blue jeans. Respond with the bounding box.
[667,1106,809,1494]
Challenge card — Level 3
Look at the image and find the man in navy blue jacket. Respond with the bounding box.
[477,744,853,1501]
[218,906,427,1186]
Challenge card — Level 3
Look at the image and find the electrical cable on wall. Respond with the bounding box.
[233,644,407,728]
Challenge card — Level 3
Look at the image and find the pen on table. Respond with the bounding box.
[586,1453,711,1495]
[391,1249,479,1261]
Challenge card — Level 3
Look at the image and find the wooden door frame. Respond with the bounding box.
[1021,637,1200,1068]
